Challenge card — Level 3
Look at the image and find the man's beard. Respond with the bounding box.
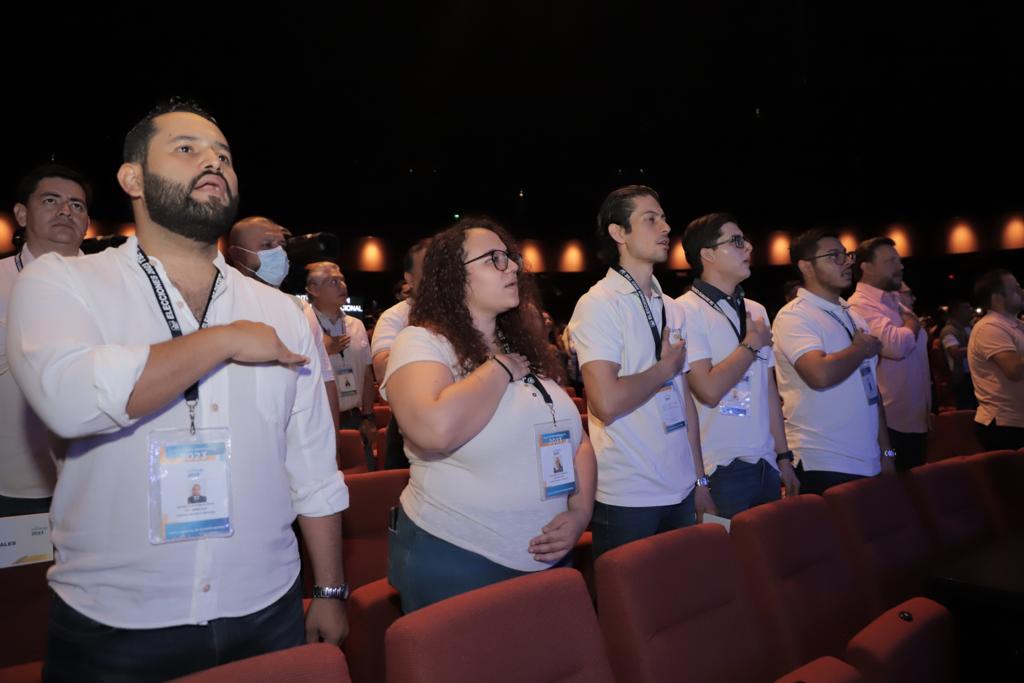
[143,170,239,244]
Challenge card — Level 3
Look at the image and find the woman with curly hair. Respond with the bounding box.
[381,216,596,612]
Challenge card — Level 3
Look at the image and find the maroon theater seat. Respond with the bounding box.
[169,643,350,682]
[342,470,409,591]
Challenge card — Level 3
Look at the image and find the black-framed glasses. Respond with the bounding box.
[711,234,751,250]
[806,249,853,265]
[463,249,523,272]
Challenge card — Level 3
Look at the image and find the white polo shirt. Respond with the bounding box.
[568,268,695,507]
[313,308,371,412]
[677,284,776,476]
[370,299,411,361]
[773,288,881,477]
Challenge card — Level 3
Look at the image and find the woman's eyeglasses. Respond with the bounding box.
[463,249,523,272]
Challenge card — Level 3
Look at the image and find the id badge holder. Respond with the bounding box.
[656,380,687,433]
[534,419,577,500]
[338,367,357,397]
[720,374,752,417]
[148,427,233,544]
[859,363,880,405]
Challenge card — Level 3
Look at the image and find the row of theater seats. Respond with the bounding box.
[3,446,1020,682]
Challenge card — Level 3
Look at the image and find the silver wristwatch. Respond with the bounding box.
[312,584,350,601]
[882,449,897,459]
[696,476,710,488]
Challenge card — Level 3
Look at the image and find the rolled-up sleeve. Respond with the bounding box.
[853,299,917,360]
[7,257,149,439]
[283,305,349,516]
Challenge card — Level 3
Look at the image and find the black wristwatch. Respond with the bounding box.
[776,450,795,464]
[312,584,350,601]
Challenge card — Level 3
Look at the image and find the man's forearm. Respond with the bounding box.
[583,361,673,424]
[127,326,234,419]
[297,512,344,585]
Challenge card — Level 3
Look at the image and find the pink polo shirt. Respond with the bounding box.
[848,282,932,433]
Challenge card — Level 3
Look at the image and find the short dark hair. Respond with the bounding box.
[854,236,896,280]
[595,185,660,266]
[16,163,92,207]
[123,97,219,164]
[682,212,738,277]
[974,268,1012,309]
[403,237,432,273]
[790,228,839,269]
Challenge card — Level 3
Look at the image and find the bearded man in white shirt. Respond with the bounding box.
[7,99,349,682]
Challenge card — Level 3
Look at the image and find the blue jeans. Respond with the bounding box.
[708,459,781,519]
[387,507,569,613]
[43,576,305,683]
[590,491,696,560]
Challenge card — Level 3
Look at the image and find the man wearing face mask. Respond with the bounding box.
[227,216,340,430]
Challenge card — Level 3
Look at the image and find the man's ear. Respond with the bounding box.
[13,203,27,228]
[608,222,628,246]
[117,163,144,199]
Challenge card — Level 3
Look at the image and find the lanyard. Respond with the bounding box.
[613,267,667,361]
[313,308,347,356]
[137,247,221,434]
[524,373,558,426]
[14,252,23,272]
[691,286,747,344]
[824,309,856,342]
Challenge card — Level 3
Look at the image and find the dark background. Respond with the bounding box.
[4,2,1023,320]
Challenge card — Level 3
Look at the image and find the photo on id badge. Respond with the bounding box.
[536,421,577,499]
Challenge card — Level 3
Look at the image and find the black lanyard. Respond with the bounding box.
[824,309,856,342]
[137,247,221,434]
[613,267,667,361]
[691,286,747,344]
[523,373,558,426]
[14,252,24,272]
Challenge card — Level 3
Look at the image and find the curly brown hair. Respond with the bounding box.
[410,217,565,382]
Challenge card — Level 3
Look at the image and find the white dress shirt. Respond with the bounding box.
[313,308,371,412]
[6,236,347,628]
[0,244,62,498]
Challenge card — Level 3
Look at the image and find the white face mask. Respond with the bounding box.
[236,245,290,287]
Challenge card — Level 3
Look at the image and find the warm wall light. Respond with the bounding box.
[358,237,387,271]
[886,225,912,257]
[947,222,979,254]
[118,223,136,237]
[838,230,858,255]
[520,240,545,272]
[668,237,690,270]
[1002,217,1024,249]
[768,231,791,265]
[559,241,586,272]
[0,213,14,253]
[85,221,100,239]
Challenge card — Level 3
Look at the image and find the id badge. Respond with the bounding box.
[148,428,233,544]
[720,374,752,417]
[338,367,358,397]
[859,363,880,405]
[534,420,577,500]
[656,380,686,433]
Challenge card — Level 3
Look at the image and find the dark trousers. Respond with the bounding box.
[590,492,697,560]
[708,459,782,519]
[796,462,866,495]
[975,419,1024,452]
[951,374,978,410]
[887,429,927,472]
[339,408,376,470]
[0,494,50,518]
[44,576,305,683]
[383,416,409,470]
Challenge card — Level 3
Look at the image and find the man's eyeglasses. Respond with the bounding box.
[463,249,523,272]
[806,249,854,265]
[712,235,751,250]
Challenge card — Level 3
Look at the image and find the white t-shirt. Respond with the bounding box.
[773,288,881,477]
[381,326,582,571]
[677,288,777,476]
[314,309,371,412]
[568,269,695,507]
[370,299,411,360]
